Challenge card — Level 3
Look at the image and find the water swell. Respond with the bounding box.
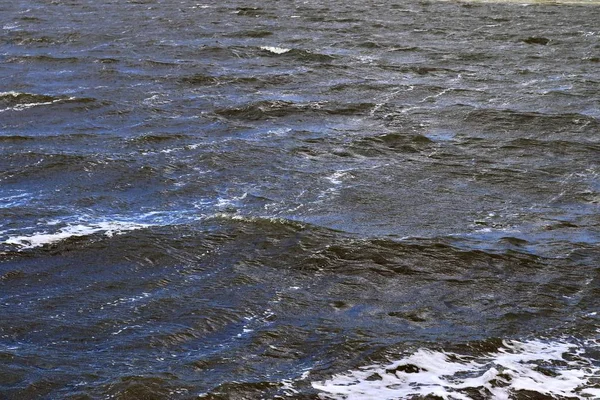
[215,100,375,121]
[0,91,97,113]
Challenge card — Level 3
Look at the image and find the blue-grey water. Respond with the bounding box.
[1,0,599,398]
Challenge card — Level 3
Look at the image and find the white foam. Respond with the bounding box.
[317,170,353,201]
[2,23,19,31]
[313,339,600,400]
[0,91,65,112]
[260,46,291,54]
[4,221,149,249]
[216,192,248,209]
[326,171,349,185]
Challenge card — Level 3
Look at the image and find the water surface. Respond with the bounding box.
[1,0,599,398]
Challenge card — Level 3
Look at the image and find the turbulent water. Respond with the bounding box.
[1,0,599,398]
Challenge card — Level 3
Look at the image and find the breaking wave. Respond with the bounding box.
[313,338,600,400]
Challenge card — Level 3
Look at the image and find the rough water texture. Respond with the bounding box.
[1,0,599,398]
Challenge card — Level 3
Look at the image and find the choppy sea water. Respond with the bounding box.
[1,0,599,398]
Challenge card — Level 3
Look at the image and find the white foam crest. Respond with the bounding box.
[313,339,600,400]
[0,91,23,96]
[326,170,350,185]
[0,91,65,112]
[2,23,20,31]
[4,221,149,249]
[216,192,248,209]
[260,46,291,54]
[317,169,353,201]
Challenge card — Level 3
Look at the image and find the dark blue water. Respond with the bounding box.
[1,0,600,398]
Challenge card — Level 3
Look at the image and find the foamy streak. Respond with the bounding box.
[313,339,600,400]
[4,221,149,249]
[0,91,67,112]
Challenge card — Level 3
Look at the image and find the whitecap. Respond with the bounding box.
[260,46,291,54]
[313,338,600,400]
[317,169,353,200]
[3,221,149,249]
[215,192,248,209]
[0,91,66,112]
[2,23,19,31]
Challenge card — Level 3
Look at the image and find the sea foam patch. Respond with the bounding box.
[260,46,291,54]
[3,221,149,249]
[313,339,600,400]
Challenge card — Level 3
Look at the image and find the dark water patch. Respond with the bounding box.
[0,269,27,282]
[407,65,459,75]
[522,36,551,46]
[0,92,60,107]
[326,80,395,93]
[179,73,221,86]
[95,57,120,64]
[378,63,467,76]
[0,133,111,154]
[0,92,99,114]
[142,59,182,67]
[98,375,195,400]
[463,108,599,136]
[234,6,270,17]
[179,73,293,88]
[215,100,375,122]
[149,309,244,348]
[0,152,178,208]
[347,132,434,156]
[355,41,383,49]
[5,55,81,64]
[128,133,191,144]
[226,29,273,38]
[190,45,255,60]
[499,138,600,154]
[292,131,435,159]
[199,381,283,399]
[4,31,81,46]
[0,135,35,143]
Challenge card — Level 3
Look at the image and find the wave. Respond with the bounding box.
[0,211,311,252]
[313,338,600,400]
[226,29,273,38]
[0,91,96,112]
[260,46,291,54]
[500,137,600,152]
[290,131,434,159]
[179,73,293,87]
[463,108,599,134]
[3,221,150,249]
[3,31,81,46]
[0,135,34,142]
[348,132,434,155]
[215,100,374,121]
[206,213,308,231]
[5,55,81,64]
[254,45,339,62]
